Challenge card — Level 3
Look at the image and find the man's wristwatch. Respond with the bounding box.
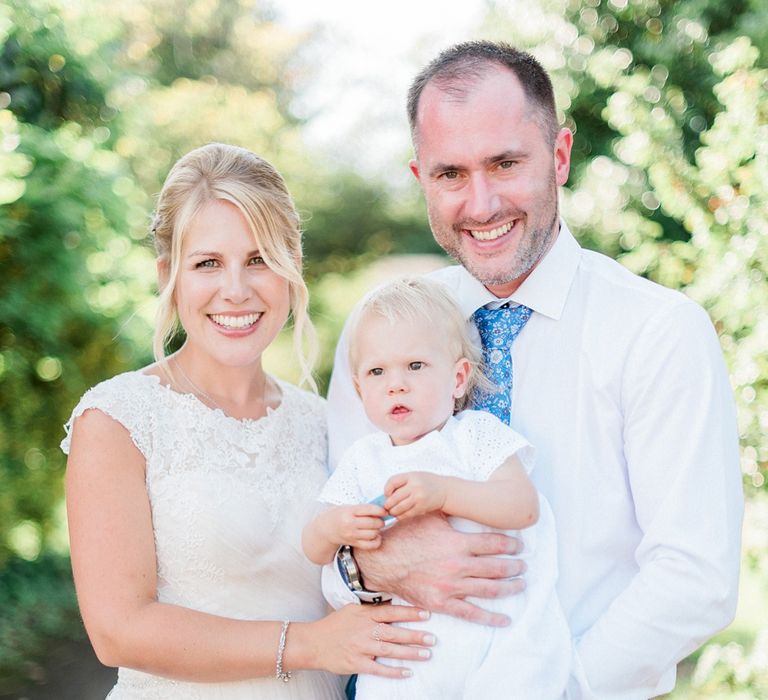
[336,545,392,604]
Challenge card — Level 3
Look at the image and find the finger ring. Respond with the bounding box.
[372,622,386,642]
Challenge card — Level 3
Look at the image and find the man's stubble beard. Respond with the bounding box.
[428,180,560,289]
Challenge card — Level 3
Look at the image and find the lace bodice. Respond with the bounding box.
[62,371,343,699]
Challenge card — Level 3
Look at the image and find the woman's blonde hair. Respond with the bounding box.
[347,276,485,411]
[151,142,317,390]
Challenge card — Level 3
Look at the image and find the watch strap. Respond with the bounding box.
[337,545,391,604]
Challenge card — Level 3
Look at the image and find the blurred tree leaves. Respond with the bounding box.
[0,1,107,129]
[0,0,766,691]
[1,0,765,562]
[0,0,151,563]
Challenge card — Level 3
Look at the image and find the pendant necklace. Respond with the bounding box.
[171,357,268,416]
[172,358,223,411]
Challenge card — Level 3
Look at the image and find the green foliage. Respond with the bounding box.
[0,1,108,129]
[1,0,766,692]
[0,0,152,564]
[691,634,768,699]
[300,172,437,280]
[0,553,82,692]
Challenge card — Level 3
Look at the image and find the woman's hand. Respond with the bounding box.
[292,603,435,678]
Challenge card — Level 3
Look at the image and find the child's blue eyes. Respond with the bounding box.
[367,362,425,376]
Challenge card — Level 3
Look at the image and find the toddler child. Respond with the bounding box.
[303,277,571,699]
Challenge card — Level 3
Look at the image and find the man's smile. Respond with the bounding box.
[467,220,515,241]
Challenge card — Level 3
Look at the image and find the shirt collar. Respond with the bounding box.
[453,219,581,321]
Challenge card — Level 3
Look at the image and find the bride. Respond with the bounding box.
[62,143,434,698]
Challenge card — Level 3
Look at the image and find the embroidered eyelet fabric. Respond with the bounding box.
[62,371,343,699]
[320,410,535,507]
[319,411,571,700]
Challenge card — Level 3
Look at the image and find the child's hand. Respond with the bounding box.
[318,504,387,550]
[384,472,448,520]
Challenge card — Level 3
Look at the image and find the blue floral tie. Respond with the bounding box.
[472,303,533,423]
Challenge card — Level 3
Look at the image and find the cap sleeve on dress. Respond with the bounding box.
[60,372,155,459]
[452,410,536,481]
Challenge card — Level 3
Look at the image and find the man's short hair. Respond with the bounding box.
[407,40,558,149]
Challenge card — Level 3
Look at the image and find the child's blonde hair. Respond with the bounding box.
[347,276,484,411]
[150,142,317,390]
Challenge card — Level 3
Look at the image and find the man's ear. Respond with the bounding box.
[553,127,573,187]
[409,158,421,182]
[156,257,170,293]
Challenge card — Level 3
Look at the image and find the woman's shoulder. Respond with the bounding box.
[61,370,161,456]
[84,369,160,397]
[271,381,328,458]
[69,369,160,410]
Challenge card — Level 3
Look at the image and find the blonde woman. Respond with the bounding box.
[62,143,433,699]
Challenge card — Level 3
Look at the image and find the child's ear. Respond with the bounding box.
[452,358,472,399]
[352,375,362,398]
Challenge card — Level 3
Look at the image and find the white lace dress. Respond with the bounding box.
[61,371,344,700]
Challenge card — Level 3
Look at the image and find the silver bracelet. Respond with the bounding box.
[275,619,291,682]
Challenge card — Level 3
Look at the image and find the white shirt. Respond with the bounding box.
[325,222,743,700]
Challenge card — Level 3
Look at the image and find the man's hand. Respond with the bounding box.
[355,512,525,627]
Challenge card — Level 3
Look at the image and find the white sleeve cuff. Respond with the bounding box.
[321,561,362,610]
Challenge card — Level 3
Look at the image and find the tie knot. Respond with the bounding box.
[473,304,533,348]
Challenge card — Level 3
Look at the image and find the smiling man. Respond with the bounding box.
[325,41,743,699]
[410,59,566,296]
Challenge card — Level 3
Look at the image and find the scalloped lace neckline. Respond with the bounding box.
[137,370,287,427]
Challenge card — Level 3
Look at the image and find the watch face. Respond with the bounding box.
[338,546,393,603]
[339,546,363,591]
[336,550,353,588]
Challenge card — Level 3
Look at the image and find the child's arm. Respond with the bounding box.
[383,455,538,530]
[302,504,387,565]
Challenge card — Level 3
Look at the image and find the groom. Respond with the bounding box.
[325,41,743,698]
